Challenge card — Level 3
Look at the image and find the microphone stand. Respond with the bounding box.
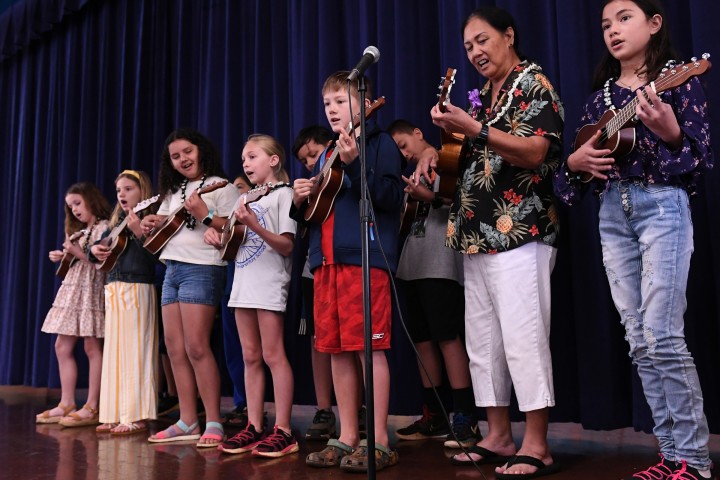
[356,75,376,480]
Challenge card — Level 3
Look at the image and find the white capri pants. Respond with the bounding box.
[463,241,556,412]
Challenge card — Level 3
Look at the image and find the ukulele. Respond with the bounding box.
[219,182,291,262]
[435,67,466,198]
[143,180,229,254]
[303,97,386,224]
[95,195,161,272]
[399,170,436,236]
[55,230,86,278]
[574,55,711,182]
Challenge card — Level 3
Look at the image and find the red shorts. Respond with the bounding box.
[313,264,392,353]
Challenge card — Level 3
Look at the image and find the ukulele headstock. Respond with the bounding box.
[437,68,457,113]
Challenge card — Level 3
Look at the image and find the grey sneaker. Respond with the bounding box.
[305,408,337,440]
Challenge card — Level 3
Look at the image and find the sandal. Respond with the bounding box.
[306,439,355,467]
[58,404,99,428]
[451,445,514,466]
[495,455,561,479]
[197,421,225,448]
[36,403,76,424]
[111,421,148,436]
[148,420,200,443]
[96,423,118,433]
[340,439,399,472]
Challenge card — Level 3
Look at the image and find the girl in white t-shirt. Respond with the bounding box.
[205,134,298,458]
[141,128,239,447]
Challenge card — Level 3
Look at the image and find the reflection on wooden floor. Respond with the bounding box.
[1,386,718,479]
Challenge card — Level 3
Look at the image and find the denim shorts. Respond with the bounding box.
[161,260,226,306]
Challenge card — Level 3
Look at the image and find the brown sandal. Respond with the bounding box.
[340,440,399,472]
[306,439,355,467]
[96,423,118,433]
[59,404,100,428]
[36,403,77,424]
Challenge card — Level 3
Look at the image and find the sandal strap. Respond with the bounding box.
[202,421,224,439]
[357,439,392,455]
[328,438,354,454]
[82,404,99,415]
[176,419,198,433]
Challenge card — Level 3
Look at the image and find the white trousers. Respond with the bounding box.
[463,241,556,412]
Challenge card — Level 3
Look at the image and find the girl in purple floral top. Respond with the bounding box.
[554,1,713,479]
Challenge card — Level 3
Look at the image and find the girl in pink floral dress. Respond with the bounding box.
[36,182,111,427]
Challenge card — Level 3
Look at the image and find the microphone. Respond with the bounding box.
[347,46,380,82]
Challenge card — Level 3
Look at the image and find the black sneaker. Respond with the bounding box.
[306,408,337,440]
[358,406,367,439]
[157,393,179,417]
[444,411,481,448]
[252,426,300,458]
[218,423,266,454]
[224,406,269,430]
[395,405,449,441]
[670,460,715,480]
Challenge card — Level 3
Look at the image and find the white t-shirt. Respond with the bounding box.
[228,186,296,311]
[157,176,239,266]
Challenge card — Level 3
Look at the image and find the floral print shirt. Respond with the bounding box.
[446,62,564,254]
[554,75,712,205]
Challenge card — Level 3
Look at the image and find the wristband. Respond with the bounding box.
[474,123,489,147]
[201,209,215,226]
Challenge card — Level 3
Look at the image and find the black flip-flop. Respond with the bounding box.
[495,455,561,479]
[451,445,514,466]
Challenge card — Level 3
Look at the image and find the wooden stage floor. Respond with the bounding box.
[2,386,718,479]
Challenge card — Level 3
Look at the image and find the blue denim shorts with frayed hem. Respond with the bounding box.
[161,260,225,306]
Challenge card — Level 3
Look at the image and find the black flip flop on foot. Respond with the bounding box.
[451,445,514,466]
[495,454,561,479]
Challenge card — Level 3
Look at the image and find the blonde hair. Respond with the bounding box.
[321,70,373,101]
[245,134,289,183]
[110,170,156,226]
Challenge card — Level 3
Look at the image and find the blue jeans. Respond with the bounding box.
[599,180,710,470]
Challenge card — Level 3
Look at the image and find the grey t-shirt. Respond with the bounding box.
[396,205,463,284]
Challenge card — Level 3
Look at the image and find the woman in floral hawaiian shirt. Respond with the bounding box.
[416,6,564,478]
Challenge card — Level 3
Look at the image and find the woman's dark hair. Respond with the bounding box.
[158,128,227,193]
[462,7,526,62]
[592,0,678,90]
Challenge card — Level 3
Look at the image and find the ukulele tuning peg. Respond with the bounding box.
[702,53,710,60]
[661,68,667,73]
[691,57,697,62]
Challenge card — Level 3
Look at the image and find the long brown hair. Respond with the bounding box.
[63,182,111,236]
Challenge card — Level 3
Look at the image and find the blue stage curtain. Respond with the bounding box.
[1,0,719,432]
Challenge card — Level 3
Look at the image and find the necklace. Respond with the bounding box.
[603,60,677,110]
[180,174,207,230]
[479,62,539,126]
[616,76,645,91]
[81,218,99,248]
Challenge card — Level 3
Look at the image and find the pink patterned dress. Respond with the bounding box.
[41,220,109,337]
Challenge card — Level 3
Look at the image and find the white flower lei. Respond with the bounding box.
[602,77,617,111]
[480,62,539,126]
[603,60,677,111]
